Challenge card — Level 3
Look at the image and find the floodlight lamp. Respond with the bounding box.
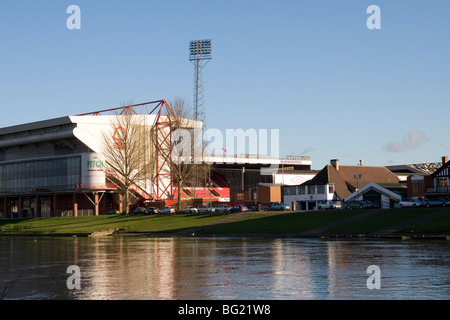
[189,39,212,61]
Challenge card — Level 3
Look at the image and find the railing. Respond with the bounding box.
[426,186,450,194]
[60,209,94,217]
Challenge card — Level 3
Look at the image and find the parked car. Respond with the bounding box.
[184,206,198,214]
[247,206,258,212]
[106,209,121,215]
[198,205,215,214]
[159,206,175,214]
[133,207,145,214]
[395,198,422,208]
[318,200,341,210]
[363,200,375,208]
[144,207,159,215]
[214,204,232,214]
[420,198,450,207]
[345,200,373,210]
[230,204,248,213]
[271,202,290,211]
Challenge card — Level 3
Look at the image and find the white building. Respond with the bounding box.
[0,102,202,218]
[283,159,405,210]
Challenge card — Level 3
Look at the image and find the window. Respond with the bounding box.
[328,184,335,194]
[438,177,448,187]
[298,186,306,195]
[317,185,325,194]
[308,185,316,194]
[284,186,297,195]
[0,156,81,193]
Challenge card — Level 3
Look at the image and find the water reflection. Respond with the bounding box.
[0,236,449,300]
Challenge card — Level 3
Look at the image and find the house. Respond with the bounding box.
[407,156,450,200]
[284,159,405,210]
[343,182,401,209]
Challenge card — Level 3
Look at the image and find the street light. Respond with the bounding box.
[189,40,212,61]
[354,174,362,191]
[189,39,212,125]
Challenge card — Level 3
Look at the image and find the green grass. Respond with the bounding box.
[1,208,449,236]
[197,211,360,235]
[404,213,450,234]
[0,213,234,235]
[326,208,436,234]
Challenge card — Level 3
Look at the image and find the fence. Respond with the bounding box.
[59,209,94,217]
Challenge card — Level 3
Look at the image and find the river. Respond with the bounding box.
[0,236,449,300]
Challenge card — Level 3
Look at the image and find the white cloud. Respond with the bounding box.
[384,131,429,153]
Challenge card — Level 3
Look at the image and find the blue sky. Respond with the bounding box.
[0,0,449,169]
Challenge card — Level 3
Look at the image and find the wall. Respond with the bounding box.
[273,173,315,185]
[233,190,249,203]
[283,184,338,210]
[407,175,432,199]
[258,184,281,203]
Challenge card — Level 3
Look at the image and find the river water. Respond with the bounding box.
[0,236,449,300]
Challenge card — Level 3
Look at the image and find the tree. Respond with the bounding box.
[166,97,211,211]
[100,107,155,214]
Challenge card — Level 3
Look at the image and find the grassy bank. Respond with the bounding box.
[0,207,449,237]
[325,208,431,234]
[196,210,361,235]
[0,214,230,235]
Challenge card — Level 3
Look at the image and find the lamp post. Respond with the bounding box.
[189,39,212,127]
[242,166,245,191]
[354,174,362,193]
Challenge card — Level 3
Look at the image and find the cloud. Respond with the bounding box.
[289,148,315,156]
[384,131,429,153]
[384,142,403,153]
[300,147,315,155]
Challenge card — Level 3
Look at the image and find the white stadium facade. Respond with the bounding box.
[0,100,313,218]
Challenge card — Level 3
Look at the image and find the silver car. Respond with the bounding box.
[198,205,215,214]
[318,200,341,210]
[184,206,198,214]
[159,206,175,214]
[395,198,421,208]
[214,204,232,213]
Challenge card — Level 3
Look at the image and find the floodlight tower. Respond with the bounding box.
[189,39,212,128]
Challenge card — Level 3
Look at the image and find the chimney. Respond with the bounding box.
[330,159,339,170]
[443,156,448,166]
[359,160,364,166]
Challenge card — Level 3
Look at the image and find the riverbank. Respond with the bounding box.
[1,207,450,239]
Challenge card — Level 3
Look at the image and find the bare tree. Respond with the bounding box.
[166,97,211,211]
[100,107,155,214]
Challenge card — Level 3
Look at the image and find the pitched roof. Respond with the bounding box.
[387,163,441,175]
[344,182,402,202]
[431,160,450,178]
[302,164,401,200]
